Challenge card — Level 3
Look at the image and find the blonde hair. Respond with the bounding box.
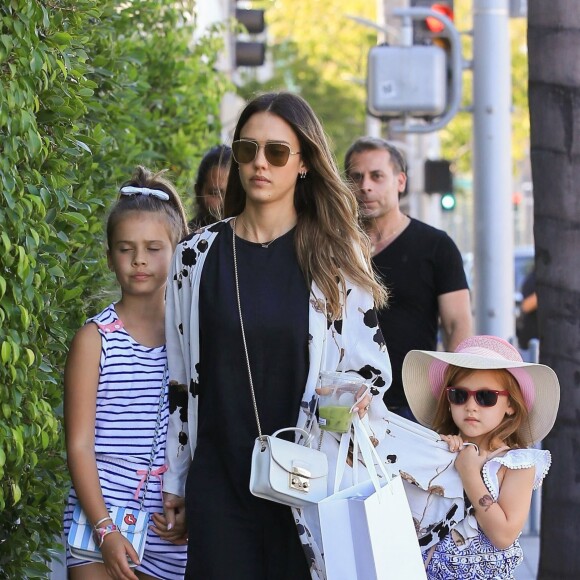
[432,366,530,450]
[108,166,189,249]
[223,92,387,319]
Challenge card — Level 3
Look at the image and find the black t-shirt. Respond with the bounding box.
[373,218,468,407]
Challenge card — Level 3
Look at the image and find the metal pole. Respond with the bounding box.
[366,0,391,138]
[473,0,514,339]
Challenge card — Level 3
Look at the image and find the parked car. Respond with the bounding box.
[462,245,535,306]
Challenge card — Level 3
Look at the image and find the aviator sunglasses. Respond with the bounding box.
[232,139,300,167]
[446,386,510,407]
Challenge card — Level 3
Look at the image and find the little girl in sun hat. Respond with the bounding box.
[401,335,560,580]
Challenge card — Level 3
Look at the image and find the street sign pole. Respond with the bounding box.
[473,0,514,339]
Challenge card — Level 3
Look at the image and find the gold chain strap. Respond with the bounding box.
[232,218,265,445]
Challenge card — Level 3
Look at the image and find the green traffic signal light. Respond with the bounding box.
[441,192,456,211]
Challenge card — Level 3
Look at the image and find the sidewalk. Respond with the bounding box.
[49,537,65,580]
[515,534,539,580]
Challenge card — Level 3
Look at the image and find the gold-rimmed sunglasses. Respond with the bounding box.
[232,139,300,167]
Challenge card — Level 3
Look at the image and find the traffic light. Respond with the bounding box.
[440,192,457,211]
[411,1,454,49]
[234,4,266,67]
[424,159,456,211]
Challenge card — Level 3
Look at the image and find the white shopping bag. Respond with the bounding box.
[348,475,426,579]
[318,416,426,580]
[318,482,359,579]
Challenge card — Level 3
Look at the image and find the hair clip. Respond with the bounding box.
[119,186,170,201]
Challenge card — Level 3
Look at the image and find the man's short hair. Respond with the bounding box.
[344,137,407,177]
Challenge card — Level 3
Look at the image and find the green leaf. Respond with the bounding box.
[47,265,65,277]
[11,481,22,505]
[50,32,72,47]
[72,138,92,153]
[62,286,84,301]
[0,34,13,52]
[27,126,42,156]
[60,211,87,225]
[25,348,35,366]
[1,231,11,252]
[1,341,11,364]
[30,50,43,74]
[18,305,30,329]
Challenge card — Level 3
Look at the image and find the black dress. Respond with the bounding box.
[185,222,312,579]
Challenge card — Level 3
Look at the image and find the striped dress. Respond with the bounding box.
[63,303,187,578]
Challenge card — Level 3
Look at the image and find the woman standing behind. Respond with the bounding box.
[188,144,231,230]
[163,92,392,579]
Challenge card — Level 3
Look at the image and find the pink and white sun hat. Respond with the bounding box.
[402,335,560,445]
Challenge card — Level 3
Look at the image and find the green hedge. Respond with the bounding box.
[0,1,228,576]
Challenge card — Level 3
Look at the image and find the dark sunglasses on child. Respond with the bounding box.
[446,386,510,407]
[232,139,300,167]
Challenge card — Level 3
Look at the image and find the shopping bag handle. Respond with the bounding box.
[332,416,394,494]
[352,415,393,494]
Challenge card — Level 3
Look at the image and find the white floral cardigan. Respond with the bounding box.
[163,218,392,579]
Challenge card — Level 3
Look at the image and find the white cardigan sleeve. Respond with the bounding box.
[163,241,193,497]
[341,281,392,402]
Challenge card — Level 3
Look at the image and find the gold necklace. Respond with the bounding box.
[378,214,408,241]
[370,214,409,255]
[238,216,287,248]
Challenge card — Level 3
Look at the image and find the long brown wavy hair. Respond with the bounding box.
[223,92,387,319]
[432,366,530,450]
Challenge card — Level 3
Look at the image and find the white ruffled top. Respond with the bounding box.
[482,448,552,500]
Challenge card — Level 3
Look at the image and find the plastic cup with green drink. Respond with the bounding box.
[316,372,369,433]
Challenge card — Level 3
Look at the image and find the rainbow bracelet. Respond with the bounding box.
[93,524,120,548]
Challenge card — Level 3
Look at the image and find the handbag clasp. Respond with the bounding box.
[289,467,311,493]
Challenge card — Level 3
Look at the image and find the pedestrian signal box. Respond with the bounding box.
[424,159,452,193]
[367,45,447,118]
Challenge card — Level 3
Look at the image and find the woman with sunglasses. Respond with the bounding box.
[401,335,560,579]
[161,92,392,579]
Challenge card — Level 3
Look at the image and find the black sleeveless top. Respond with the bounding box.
[196,221,310,491]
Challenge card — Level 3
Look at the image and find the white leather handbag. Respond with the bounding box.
[250,427,329,508]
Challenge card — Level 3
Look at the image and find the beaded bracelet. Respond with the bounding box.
[93,524,120,548]
[93,516,112,529]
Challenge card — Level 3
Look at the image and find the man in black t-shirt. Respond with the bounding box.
[345,138,472,418]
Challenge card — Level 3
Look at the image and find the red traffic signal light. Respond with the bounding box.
[411,1,454,46]
[426,4,454,33]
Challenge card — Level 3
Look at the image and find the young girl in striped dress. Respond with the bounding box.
[63,167,189,580]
